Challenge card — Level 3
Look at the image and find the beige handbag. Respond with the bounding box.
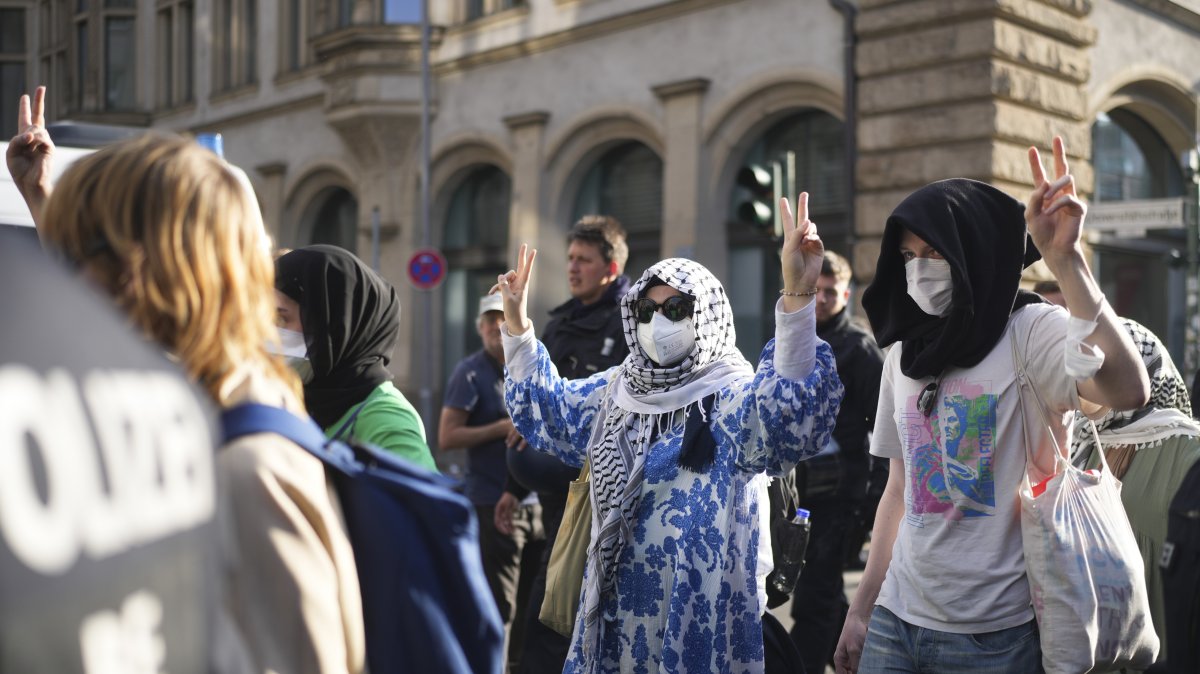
[538,460,591,637]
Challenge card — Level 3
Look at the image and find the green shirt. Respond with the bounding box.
[325,381,438,472]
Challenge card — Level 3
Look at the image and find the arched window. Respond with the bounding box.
[726,109,846,358]
[441,165,511,376]
[1090,107,1187,363]
[572,141,663,281]
[1093,109,1183,202]
[301,186,358,252]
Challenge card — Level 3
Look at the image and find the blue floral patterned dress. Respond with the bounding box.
[505,326,840,674]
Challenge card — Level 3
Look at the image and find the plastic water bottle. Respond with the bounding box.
[769,508,811,596]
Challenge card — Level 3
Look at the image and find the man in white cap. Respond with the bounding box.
[438,294,538,641]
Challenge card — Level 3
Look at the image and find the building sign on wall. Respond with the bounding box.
[1087,197,1187,235]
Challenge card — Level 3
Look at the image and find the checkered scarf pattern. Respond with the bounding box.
[1070,318,1193,459]
[583,258,752,650]
[618,258,750,393]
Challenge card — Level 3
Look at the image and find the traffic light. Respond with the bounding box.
[736,152,796,238]
[736,163,778,231]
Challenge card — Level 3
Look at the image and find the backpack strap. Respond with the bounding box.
[221,403,330,455]
[330,402,368,443]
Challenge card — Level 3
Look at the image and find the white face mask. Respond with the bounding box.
[636,312,696,366]
[905,258,955,317]
[268,327,314,383]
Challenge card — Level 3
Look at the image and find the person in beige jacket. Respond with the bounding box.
[7,86,366,673]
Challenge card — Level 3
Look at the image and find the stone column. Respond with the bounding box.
[504,110,552,322]
[254,161,287,242]
[653,78,720,272]
[853,0,1095,282]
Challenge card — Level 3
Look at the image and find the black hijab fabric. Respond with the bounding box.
[276,245,399,428]
[862,179,1045,380]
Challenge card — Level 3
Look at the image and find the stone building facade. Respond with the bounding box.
[4,0,1199,445]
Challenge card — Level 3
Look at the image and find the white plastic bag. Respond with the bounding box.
[1011,326,1158,673]
[1019,432,1159,673]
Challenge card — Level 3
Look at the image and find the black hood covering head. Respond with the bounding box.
[276,244,400,428]
[862,178,1045,380]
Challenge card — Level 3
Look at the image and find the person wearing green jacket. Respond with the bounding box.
[275,245,436,471]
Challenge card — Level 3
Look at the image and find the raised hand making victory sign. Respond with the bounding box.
[491,243,537,336]
[1026,136,1087,266]
[779,192,826,311]
[6,86,55,229]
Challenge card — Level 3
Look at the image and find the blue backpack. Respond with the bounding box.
[220,403,504,674]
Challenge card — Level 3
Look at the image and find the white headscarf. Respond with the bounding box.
[582,258,752,657]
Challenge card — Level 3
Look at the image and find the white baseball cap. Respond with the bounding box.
[478,293,504,317]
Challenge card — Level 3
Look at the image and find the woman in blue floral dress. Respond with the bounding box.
[492,194,843,674]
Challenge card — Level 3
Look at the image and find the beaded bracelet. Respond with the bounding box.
[779,288,818,297]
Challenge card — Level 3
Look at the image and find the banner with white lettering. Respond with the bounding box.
[0,230,217,673]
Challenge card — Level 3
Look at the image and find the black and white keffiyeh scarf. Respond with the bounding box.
[582,258,752,652]
[1070,318,1199,463]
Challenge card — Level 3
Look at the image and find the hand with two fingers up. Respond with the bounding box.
[490,244,537,336]
[778,192,826,313]
[6,86,55,225]
[1025,135,1087,270]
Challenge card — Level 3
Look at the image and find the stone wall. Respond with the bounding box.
[853,0,1096,281]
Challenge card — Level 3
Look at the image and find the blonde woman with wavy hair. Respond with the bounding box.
[7,87,366,673]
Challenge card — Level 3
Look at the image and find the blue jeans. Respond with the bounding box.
[859,606,1043,674]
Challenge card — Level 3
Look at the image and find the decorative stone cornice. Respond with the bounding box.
[652,78,711,100]
[503,111,551,129]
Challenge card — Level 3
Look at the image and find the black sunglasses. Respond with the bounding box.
[917,381,939,418]
[634,296,695,324]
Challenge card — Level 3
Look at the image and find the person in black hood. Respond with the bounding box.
[275,244,436,471]
[495,215,631,674]
[834,138,1152,674]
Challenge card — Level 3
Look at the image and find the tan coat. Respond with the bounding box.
[214,365,366,674]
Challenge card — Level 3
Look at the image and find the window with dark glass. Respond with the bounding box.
[155,0,192,107]
[572,142,663,281]
[37,0,70,120]
[0,8,25,135]
[463,0,523,21]
[214,0,256,91]
[441,166,511,378]
[104,17,135,109]
[1092,110,1184,203]
[726,109,846,359]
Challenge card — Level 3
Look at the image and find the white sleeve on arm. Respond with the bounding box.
[870,347,902,459]
[1019,305,1080,415]
[501,322,539,379]
[773,297,817,380]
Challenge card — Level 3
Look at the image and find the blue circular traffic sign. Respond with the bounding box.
[408,248,447,290]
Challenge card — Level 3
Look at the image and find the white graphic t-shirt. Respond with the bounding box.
[871,303,1078,633]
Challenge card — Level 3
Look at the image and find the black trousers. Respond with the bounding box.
[789,502,856,674]
[515,491,572,674]
[764,611,806,674]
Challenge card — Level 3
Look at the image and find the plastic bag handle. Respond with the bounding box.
[1009,311,1067,481]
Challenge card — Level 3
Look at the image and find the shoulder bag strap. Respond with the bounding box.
[221,402,330,456]
[1009,310,1065,479]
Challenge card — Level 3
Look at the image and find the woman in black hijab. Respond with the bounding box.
[275,244,436,471]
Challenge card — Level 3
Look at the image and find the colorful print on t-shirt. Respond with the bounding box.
[901,378,998,526]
